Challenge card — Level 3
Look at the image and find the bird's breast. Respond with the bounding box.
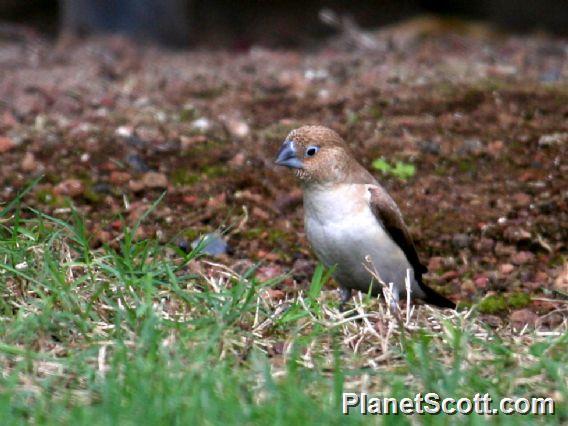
[303,184,412,290]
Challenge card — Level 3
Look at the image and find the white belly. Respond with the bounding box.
[303,184,418,296]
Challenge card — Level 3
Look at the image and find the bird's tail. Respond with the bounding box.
[418,281,456,309]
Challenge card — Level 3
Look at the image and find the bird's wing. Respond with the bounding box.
[367,185,428,279]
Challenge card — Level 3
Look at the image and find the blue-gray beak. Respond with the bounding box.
[274,140,303,169]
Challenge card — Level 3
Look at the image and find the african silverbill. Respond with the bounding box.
[274,125,455,311]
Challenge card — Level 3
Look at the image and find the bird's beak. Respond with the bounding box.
[274,140,303,169]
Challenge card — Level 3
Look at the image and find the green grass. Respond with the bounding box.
[371,158,416,180]
[0,195,566,424]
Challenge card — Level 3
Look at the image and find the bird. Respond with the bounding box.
[274,125,455,311]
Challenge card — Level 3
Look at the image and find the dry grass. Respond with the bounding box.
[0,198,566,424]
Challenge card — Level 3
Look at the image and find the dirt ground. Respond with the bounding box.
[1,19,567,327]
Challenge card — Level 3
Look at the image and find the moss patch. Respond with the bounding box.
[477,292,532,314]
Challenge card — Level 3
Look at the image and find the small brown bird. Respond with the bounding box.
[274,125,455,310]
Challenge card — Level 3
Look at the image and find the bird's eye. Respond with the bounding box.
[305,146,319,157]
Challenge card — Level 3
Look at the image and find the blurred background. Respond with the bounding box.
[1,0,568,47]
[0,0,566,305]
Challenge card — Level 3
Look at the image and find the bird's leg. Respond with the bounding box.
[338,286,352,312]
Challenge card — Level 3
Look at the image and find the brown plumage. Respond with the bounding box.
[275,125,456,310]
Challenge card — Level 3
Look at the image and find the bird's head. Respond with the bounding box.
[274,125,352,185]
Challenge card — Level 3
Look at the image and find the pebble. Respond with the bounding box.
[191,233,230,256]
[262,289,285,301]
[451,233,471,249]
[21,152,37,172]
[257,265,284,281]
[110,171,132,185]
[458,138,483,156]
[128,180,145,192]
[224,117,250,139]
[510,309,538,330]
[499,263,515,275]
[418,140,441,155]
[0,137,16,153]
[503,227,531,243]
[511,251,534,265]
[125,154,150,173]
[92,182,113,194]
[191,118,212,132]
[474,275,489,289]
[54,179,84,197]
[292,258,314,281]
[142,172,168,189]
[538,132,567,147]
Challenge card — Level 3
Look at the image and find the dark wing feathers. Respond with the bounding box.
[367,186,427,278]
[367,185,455,309]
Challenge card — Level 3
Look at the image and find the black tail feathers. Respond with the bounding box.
[418,281,456,309]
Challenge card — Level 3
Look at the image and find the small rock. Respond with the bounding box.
[191,233,229,257]
[180,135,207,151]
[511,192,531,207]
[487,140,504,157]
[109,171,132,185]
[224,118,250,139]
[480,314,502,328]
[191,117,212,132]
[257,265,284,281]
[125,154,150,173]
[94,229,112,245]
[256,250,280,262]
[252,206,270,221]
[21,152,37,172]
[427,256,444,271]
[499,263,515,275]
[92,182,112,194]
[474,275,489,289]
[503,227,531,243]
[553,264,568,292]
[511,251,534,265]
[182,194,198,204]
[538,132,568,147]
[495,242,515,257]
[271,341,286,356]
[206,193,226,209]
[142,172,168,189]
[488,271,507,291]
[235,190,264,203]
[540,69,562,83]
[539,312,564,329]
[533,271,549,285]
[461,279,476,294]
[292,258,314,281]
[125,134,148,149]
[54,179,84,197]
[0,137,16,153]
[458,138,483,156]
[262,289,286,301]
[451,233,471,250]
[229,152,246,167]
[474,238,495,252]
[418,140,441,155]
[510,309,538,330]
[128,180,145,192]
[115,125,134,138]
